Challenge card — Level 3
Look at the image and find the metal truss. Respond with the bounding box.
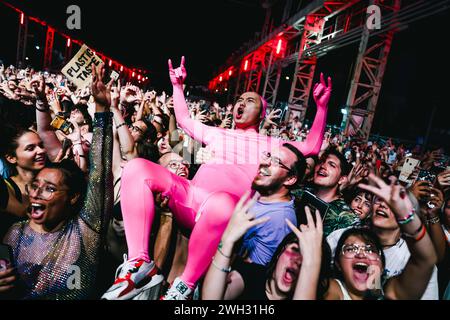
[16,14,28,67]
[344,0,401,141]
[43,27,54,70]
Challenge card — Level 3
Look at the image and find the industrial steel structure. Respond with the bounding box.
[1,0,148,82]
[209,0,450,141]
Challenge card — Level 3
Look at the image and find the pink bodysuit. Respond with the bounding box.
[120,84,327,288]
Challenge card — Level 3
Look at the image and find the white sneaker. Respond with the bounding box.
[161,277,193,300]
[101,254,163,300]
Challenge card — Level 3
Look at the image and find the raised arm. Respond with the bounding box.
[288,73,331,156]
[359,174,438,300]
[79,64,113,233]
[168,56,219,144]
[286,207,324,300]
[202,192,269,300]
[31,76,62,161]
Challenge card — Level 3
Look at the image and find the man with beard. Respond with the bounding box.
[237,143,306,266]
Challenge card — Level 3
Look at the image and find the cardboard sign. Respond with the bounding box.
[61,44,104,89]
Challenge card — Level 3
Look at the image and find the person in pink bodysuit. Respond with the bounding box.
[102,57,332,300]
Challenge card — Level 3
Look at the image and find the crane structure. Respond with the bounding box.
[209,0,450,141]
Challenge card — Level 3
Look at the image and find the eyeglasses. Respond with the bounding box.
[129,125,144,134]
[341,244,380,261]
[261,151,292,172]
[25,182,69,200]
[168,160,190,170]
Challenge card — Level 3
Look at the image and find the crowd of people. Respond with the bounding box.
[0,57,449,300]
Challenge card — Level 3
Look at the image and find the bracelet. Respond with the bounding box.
[414,224,427,242]
[217,241,231,259]
[36,100,49,112]
[396,210,415,225]
[403,223,426,241]
[78,154,86,158]
[426,216,440,226]
[116,122,127,130]
[211,257,231,273]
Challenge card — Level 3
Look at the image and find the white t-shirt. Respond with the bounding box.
[327,229,439,300]
[384,239,439,300]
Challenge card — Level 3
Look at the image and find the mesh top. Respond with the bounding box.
[4,112,113,300]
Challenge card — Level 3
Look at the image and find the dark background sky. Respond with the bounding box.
[1,0,449,148]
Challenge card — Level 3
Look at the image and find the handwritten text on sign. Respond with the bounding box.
[61,44,103,88]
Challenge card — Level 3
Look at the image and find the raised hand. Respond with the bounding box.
[221,191,270,245]
[423,187,444,219]
[30,76,46,101]
[195,147,215,164]
[168,56,187,87]
[91,63,112,109]
[437,170,450,189]
[286,206,323,265]
[264,108,282,128]
[313,73,332,109]
[359,174,414,218]
[110,81,121,110]
[195,109,208,123]
[410,180,432,202]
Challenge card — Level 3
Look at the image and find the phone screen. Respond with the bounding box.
[297,190,330,225]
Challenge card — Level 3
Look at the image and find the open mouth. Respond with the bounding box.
[236,106,244,119]
[283,267,299,284]
[354,209,363,217]
[30,203,47,220]
[177,171,187,178]
[34,156,45,164]
[375,210,388,218]
[259,167,271,177]
[352,262,369,282]
[317,169,328,177]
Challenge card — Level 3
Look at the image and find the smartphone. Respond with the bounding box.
[399,157,420,183]
[61,138,73,155]
[50,115,72,135]
[297,190,331,225]
[0,244,13,271]
[417,169,436,185]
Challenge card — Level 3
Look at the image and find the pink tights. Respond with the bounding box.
[121,158,238,288]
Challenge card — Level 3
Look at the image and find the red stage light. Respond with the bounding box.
[138,75,141,80]
[20,13,24,25]
[67,38,71,47]
[219,76,223,82]
[120,66,124,72]
[109,60,113,67]
[229,70,232,76]
[132,72,135,77]
[244,60,249,71]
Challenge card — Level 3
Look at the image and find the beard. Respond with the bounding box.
[252,175,286,196]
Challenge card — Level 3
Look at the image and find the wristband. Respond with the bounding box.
[396,210,415,225]
[116,122,128,130]
[403,223,426,241]
[36,100,49,112]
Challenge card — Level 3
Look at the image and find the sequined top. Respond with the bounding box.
[4,112,113,300]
